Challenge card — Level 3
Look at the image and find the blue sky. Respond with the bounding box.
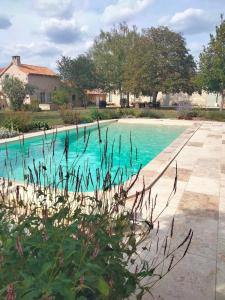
[0,0,224,70]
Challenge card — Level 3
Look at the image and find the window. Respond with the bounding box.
[40,92,45,103]
[72,94,76,103]
[47,93,52,103]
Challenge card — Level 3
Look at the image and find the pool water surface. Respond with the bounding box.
[0,122,186,192]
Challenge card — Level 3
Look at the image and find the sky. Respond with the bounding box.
[0,0,225,70]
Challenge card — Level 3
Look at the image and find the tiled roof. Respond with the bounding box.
[0,68,5,74]
[18,64,57,76]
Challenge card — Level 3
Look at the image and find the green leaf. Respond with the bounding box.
[97,277,110,297]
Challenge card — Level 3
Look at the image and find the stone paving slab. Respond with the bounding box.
[125,121,225,300]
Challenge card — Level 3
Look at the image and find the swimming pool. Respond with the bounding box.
[0,122,186,192]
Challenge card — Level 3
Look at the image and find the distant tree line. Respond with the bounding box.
[57,24,196,107]
[57,16,225,110]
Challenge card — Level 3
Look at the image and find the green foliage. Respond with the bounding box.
[52,86,70,106]
[57,55,98,96]
[29,121,50,131]
[3,111,33,132]
[2,77,35,110]
[198,16,225,110]
[91,23,139,105]
[0,201,140,299]
[23,99,41,112]
[90,109,110,120]
[205,110,225,121]
[91,24,195,107]
[60,109,82,124]
[138,109,162,119]
[3,111,50,132]
[124,26,196,103]
[177,110,196,120]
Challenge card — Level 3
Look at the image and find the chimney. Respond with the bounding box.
[12,56,21,66]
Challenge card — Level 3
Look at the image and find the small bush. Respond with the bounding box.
[119,108,137,118]
[206,111,225,122]
[90,109,110,120]
[177,109,197,120]
[23,99,41,112]
[79,115,94,123]
[3,111,33,132]
[138,109,162,119]
[60,109,81,124]
[29,121,51,131]
[2,111,50,132]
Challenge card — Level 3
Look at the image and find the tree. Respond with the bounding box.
[91,23,139,106]
[57,54,98,106]
[124,26,196,106]
[52,85,70,106]
[2,77,34,110]
[198,16,225,111]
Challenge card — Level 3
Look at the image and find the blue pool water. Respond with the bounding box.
[0,122,186,191]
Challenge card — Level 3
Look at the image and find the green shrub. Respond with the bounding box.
[3,111,33,132]
[90,108,109,120]
[206,111,225,122]
[29,121,50,131]
[138,109,162,118]
[23,99,41,112]
[79,114,94,123]
[119,108,137,118]
[60,109,81,124]
[3,111,50,132]
[177,109,197,120]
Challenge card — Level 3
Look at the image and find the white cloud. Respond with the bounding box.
[34,0,74,18]
[42,18,87,44]
[101,0,154,24]
[159,8,214,35]
[2,42,62,65]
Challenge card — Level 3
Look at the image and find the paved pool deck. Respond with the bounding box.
[122,119,225,300]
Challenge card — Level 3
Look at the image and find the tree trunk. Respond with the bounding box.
[220,90,224,111]
[126,92,130,108]
[119,88,122,107]
[152,91,158,108]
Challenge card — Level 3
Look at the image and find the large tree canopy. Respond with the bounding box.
[124,26,196,104]
[198,16,225,110]
[90,23,139,104]
[57,55,98,96]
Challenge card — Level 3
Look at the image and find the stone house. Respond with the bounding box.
[0,56,61,110]
[106,90,224,108]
